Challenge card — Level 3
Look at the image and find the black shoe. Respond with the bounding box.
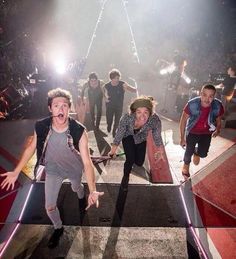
[47,227,64,249]
[107,126,111,133]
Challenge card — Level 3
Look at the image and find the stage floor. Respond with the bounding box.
[0,115,236,258]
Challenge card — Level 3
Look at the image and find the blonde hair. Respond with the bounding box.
[47,88,72,107]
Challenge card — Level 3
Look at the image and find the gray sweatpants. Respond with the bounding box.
[45,173,84,229]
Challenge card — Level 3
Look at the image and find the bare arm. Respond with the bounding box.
[153,145,166,162]
[1,131,37,190]
[80,83,87,102]
[123,82,137,93]
[102,85,109,102]
[79,131,96,193]
[215,83,224,89]
[79,131,104,208]
[212,116,222,137]
[179,111,189,147]
[108,144,119,157]
[150,116,165,161]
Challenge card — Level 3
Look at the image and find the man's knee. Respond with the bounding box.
[124,161,134,175]
[199,152,208,158]
[198,146,210,158]
[135,160,144,167]
[46,206,56,212]
[125,159,135,167]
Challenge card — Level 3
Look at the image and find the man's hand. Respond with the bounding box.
[0,112,6,119]
[86,191,104,210]
[212,130,220,138]
[108,151,116,159]
[0,171,19,191]
[108,144,118,159]
[154,151,166,162]
[180,138,186,148]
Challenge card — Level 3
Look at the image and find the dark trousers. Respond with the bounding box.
[122,135,146,177]
[89,97,102,128]
[106,104,123,136]
[184,133,212,165]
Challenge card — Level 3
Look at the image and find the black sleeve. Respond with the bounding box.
[222,77,236,96]
[69,119,85,150]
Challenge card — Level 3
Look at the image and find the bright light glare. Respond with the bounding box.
[185,77,191,84]
[182,73,191,84]
[160,63,176,75]
[55,58,66,74]
[50,49,67,74]
[160,69,167,75]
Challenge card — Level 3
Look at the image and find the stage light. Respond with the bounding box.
[182,73,191,84]
[160,63,176,75]
[49,49,67,75]
[185,77,191,84]
[54,58,66,74]
[160,69,168,75]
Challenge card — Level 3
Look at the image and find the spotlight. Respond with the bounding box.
[54,58,66,74]
[160,63,176,75]
[48,48,67,75]
[160,69,168,75]
[182,73,191,84]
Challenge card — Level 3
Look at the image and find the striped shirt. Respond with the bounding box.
[113,113,163,147]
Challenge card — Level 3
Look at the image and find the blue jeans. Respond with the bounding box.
[45,172,83,228]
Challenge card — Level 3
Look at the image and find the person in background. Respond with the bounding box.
[216,65,236,116]
[80,72,104,130]
[171,55,191,114]
[103,69,137,137]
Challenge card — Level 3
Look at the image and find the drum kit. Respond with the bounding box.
[0,83,30,119]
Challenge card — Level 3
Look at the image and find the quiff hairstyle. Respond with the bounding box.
[47,88,72,108]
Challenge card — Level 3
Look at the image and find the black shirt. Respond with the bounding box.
[104,80,125,107]
[222,76,236,96]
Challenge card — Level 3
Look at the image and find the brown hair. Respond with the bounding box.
[201,84,216,94]
[109,69,121,80]
[229,65,236,74]
[88,72,98,80]
[129,96,155,114]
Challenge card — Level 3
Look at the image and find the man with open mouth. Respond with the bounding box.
[1,88,104,249]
